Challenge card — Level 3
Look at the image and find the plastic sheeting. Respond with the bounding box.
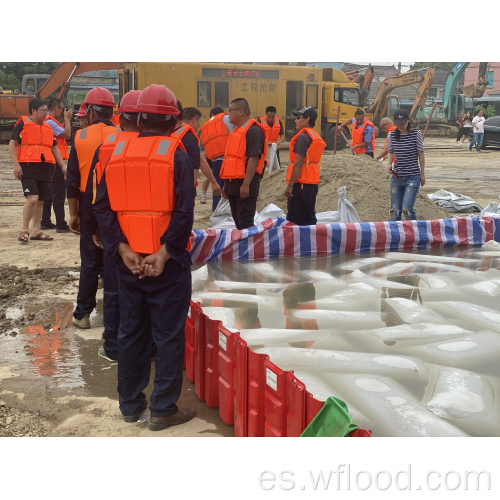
[427,189,483,213]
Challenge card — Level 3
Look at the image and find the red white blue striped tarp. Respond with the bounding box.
[190,216,500,263]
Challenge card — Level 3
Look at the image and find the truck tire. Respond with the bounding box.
[326,125,349,151]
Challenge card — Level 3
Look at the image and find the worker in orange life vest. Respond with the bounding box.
[172,106,221,199]
[82,89,142,362]
[260,105,284,167]
[93,84,196,430]
[220,97,267,230]
[338,108,375,158]
[41,98,73,233]
[199,106,236,211]
[66,87,119,330]
[375,117,396,162]
[75,103,89,129]
[285,106,326,226]
[9,98,65,242]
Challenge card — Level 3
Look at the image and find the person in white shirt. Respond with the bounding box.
[469,109,486,152]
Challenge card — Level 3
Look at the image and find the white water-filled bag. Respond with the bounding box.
[324,373,468,437]
[292,370,373,431]
[211,280,285,292]
[424,366,500,436]
[349,269,417,290]
[200,307,237,328]
[193,291,277,307]
[292,309,385,330]
[253,347,428,382]
[239,328,356,351]
[298,270,341,283]
[383,297,448,325]
[427,301,500,333]
[339,257,389,271]
[411,262,476,273]
[396,331,500,371]
[413,274,452,289]
[383,252,478,264]
[371,262,415,277]
[462,279,500,296]
[302,283,381,311]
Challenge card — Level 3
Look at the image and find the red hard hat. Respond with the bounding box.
[136,84,179,115]
[76,103,87,117]
[84,87,116,107]
[118,90,142,114]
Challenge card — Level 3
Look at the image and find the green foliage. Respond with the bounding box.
[0,62,58,91]
[410,62,456,72]
[474,104,496,118]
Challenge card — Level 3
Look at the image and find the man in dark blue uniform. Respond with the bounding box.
[94,84,196,431]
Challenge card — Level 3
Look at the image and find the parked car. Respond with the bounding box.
[482,116,500,149]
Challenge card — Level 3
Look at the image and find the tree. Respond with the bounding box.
[0,62,58,91]
[475,104,496,118]
[410,62,456,73]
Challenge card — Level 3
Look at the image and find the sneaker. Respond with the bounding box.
[148,408,196,431]
[468,143,472,151]
[72,313,90,329]
[56,224,71,233]
[122,401,148,423]
[200,192,207,204]
[98,346,117,362]
[40,222,56,230]
[458,142,463,146]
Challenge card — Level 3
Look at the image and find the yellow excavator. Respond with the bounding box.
[365,67,435,128]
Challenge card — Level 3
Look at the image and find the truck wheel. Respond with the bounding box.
[326,126,349,150]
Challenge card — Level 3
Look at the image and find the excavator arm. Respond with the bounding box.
[409,67,435,123]
[367,67,432,123]
[36,62,124,100]
[346,65,375,107]
[460,62,489,99]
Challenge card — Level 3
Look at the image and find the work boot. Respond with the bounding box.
[148,408,196,431]
[98,346,117,362]
[122,401,148,423]
[72,313,90,329]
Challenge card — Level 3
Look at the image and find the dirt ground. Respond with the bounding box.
[1,136,499,438]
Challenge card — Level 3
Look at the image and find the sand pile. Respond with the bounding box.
[257,151,450,223]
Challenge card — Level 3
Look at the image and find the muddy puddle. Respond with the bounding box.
[191,243,500,437]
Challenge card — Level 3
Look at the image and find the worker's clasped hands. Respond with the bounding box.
[118,242,170,279]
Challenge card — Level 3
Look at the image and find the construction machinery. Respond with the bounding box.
[345,65,375,107]
[365,67,435,127]
[119,62,363,150]
[0,62,123,141]
[460,62,489,98]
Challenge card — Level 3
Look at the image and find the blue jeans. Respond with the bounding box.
[470,132,484,151]
[390,174,421,221]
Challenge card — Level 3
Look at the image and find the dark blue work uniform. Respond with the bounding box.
[94,132,195,418]
[66,120,118,328]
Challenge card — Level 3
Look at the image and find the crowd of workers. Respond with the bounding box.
[9,82,426,430]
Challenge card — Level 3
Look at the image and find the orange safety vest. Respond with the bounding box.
[92,131,139,204]
[260,116,281,144]
[384,125,397,149]
[219,119,267,180]
[74,122,120,192]
[46,116,69,160]
[286,128,326,185]
[200,113,229,160]
[106,135,187,255]
[351,117,376,154]
[173,124,200,186]
[16,117,55,164]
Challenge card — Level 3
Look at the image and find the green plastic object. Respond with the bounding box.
[300,396,360,437]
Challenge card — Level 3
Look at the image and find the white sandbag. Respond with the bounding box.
[337,186,361,223]
[254,203,285,224]
[267,143,280,175]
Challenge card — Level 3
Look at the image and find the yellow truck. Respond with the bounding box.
[118,62,362,150]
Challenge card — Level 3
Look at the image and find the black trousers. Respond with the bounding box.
[42,165,67,227]
[286,183,319,226]
[227,194,257,230]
